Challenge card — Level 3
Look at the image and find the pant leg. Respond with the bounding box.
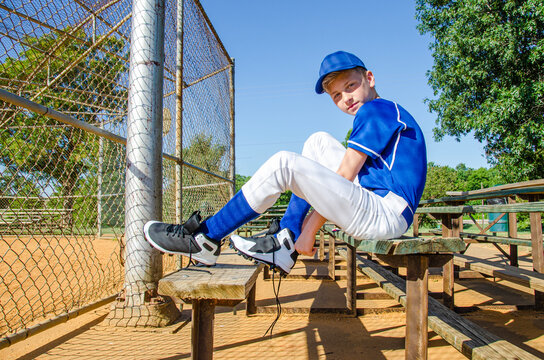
[280,132,345,238]
[301,131,346,171]
[241,149,406,240]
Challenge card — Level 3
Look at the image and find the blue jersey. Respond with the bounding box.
[347,98,427,213]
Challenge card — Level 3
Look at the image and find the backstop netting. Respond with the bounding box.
[0,0,234,340]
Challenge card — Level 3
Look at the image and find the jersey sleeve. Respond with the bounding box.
[347,101,407,159]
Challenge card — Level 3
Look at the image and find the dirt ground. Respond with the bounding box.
[2,242,544,359]
[0,234,179,336]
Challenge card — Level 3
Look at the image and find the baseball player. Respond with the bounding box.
[144,51,427,275]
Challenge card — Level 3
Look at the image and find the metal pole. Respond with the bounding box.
[175,0,184,269]
[229,59,235,197]
[98,123,103,237]
[94,15,103,238]
[124,0,165,308]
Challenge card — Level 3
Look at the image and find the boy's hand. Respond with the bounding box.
[295,232,317,256]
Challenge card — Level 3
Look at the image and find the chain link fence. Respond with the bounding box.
[0,0,234,341]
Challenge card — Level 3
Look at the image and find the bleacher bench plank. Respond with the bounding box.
[158,252,262,359]
[416,201,544,214]
[420,186,544,205]
[428,229,533,247]
[159,263,262,303]
[322,224,465,254]
[454,253,544,293]
[338,249,540,360]
[327,225,465,359]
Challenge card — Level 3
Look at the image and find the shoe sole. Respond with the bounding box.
[228,239,289,276]
[143,221,216,266]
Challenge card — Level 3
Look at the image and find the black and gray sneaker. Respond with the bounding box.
[229,219,298,275]
[143,211,220,266]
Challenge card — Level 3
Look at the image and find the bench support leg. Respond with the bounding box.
[346,244,357,316]
[192,299,215,360]
[328,234,336,280]
[406,255,429,360]
[530,210,544,310]
[246,284,257,315]
[508,197,519,267]
[319,230,325,262]
[442,257,454,309]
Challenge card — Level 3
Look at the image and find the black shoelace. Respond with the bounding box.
[166,223,185,238]
[167,223,203,270]
[263,251,282,338]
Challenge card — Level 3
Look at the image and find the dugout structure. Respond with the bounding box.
[0,0,234,345]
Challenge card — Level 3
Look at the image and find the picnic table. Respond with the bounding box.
[321,224,541,359]
[415,179,544,309]
[158,251,262,360]
[0,208,73,233]
[322,224,466,359]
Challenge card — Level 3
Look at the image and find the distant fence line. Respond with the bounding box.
[0,0,234,344]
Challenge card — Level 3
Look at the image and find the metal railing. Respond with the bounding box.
[0,0,234,344]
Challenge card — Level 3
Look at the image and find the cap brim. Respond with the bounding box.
[314,64,364,94]
[315,75,327,94]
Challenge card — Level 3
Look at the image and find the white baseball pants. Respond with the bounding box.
[241,132,409,240]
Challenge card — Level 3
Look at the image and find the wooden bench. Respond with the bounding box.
[416,199,544,308]
[416,180,544,269]
[0,208,73,233]
[339,248,540,359]
[323,224,466,359]
[453,253,544,294]
[158,252,262,360]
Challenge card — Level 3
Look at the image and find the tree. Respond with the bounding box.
[180,133,230,218]
[421,162,459,200]
[416,0,544,181]
[0,28,127,228]
[342,128,352,148]
[235,174,251,193]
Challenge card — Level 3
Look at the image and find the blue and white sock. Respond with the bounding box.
[279,194,311,241]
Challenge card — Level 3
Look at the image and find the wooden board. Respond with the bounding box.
[322,225,465,254]
[159,252,262,303]
[454,254,544,292]
[420,186,544,205]
[445,179,544,197]
[416,201,544,214]
[458,232,532,247]
[427,229,532,247]
[337,249,540,360]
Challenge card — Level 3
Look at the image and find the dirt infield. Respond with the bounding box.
[0,234,123,336]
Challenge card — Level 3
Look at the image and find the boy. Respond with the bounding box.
[144,51,427,275]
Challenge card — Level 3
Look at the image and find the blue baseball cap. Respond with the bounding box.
[315,51,366,94]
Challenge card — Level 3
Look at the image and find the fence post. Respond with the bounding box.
[229,59,236,198]
[175,0,185,270]
[108,0,179,326]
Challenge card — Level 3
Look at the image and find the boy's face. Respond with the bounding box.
[327,69,376,116]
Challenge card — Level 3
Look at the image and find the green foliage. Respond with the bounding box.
[183,133,228,175]
[342,128,352,148]
[420,162,504,227]
[0,28,127,231]
[234,173,292,206]
[181,133,229,219]
[235,174,251,193]
[416,0,544,181]
[422,162,505,198]
[275,190,293,206]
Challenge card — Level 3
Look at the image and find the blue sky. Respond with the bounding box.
[200,0,489,176]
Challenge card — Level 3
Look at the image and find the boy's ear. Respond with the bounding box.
[366,70,376,88]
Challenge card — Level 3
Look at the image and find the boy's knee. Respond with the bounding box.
[302,131,334,157]
[268,150,296,167]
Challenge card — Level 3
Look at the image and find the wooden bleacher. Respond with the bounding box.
[158,250,262,359]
